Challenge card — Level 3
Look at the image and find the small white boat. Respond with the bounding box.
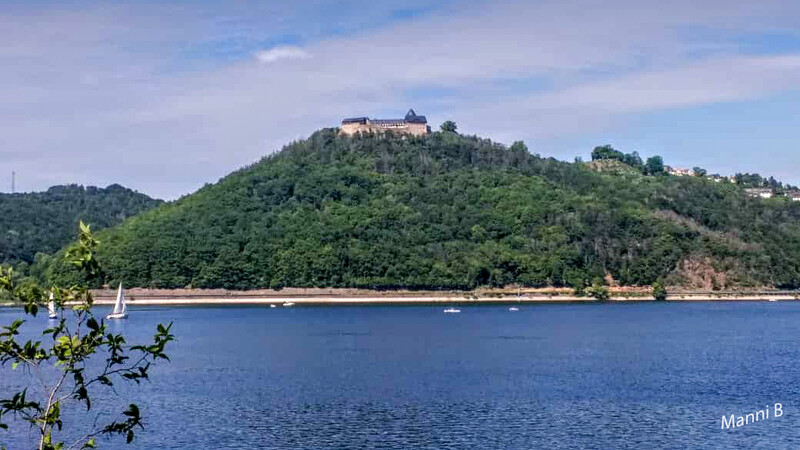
[47,293,58,320]
[443,308,461,314]
[270,304,277,308]
[282,302,295,307]
[510,288,522,312]
[769,299,779,302]
[106,284,129,320]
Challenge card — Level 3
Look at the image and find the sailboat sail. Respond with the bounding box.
[113,284,125,315]
[106,283,128,320]
[47,292,56,318]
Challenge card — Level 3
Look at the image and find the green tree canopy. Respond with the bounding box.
[652,280,668,300]
[440,121,458,133]
[0,185,161,265]
[34,130,800,291]
[591,146,644,171]
[510,141,529,153]
[591,145,624,161]
[645,156,665,175]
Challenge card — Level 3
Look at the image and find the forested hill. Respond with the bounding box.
[1,184,162,264]
[45,129,800,290]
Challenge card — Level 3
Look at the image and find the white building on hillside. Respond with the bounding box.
[667,166,694,177]
[744,188,774,199]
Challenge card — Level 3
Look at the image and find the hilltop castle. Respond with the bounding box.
[340,109,430,136]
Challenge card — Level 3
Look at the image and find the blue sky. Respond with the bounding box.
[2,0,800,199]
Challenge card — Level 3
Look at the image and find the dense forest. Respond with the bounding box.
[0,184,161,265]
[37,129,800,290]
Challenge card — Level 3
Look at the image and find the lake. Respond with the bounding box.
[2,302,800,449]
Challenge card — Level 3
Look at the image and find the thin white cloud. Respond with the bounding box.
[534,55,800,113]
[255,46,311,64]
[448,53,800,150]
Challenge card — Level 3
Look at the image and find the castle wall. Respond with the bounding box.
[340,123,372,135]
[340,122,429,136]
[404,123,429,136]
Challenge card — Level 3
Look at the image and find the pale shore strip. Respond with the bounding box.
[87,287,800,305]
[89,294,798,306]
[2,291,798,307]
[15,295,800,307]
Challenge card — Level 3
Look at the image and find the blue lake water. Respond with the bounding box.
[2,302,800,449]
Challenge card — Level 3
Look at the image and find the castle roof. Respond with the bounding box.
[404,109,427,124]
[341,109,427,125]
[342,117,368,124]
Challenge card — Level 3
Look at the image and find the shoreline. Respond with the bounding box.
[3,294,798,308]
[2,287,798,307]
[92,288,800,305]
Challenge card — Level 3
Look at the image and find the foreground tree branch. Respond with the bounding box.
[0,222,174,450]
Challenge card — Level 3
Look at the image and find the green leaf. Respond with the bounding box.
[86,317,100,331]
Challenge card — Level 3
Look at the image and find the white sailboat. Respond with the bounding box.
[47,292,58,320]
[106,284,129,320]
[443,307,461,314]
[509,288,521,311]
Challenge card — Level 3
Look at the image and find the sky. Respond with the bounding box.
[2,0,800,199]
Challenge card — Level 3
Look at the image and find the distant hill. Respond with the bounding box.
[0,184,162,264]
[43,129,800,290]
